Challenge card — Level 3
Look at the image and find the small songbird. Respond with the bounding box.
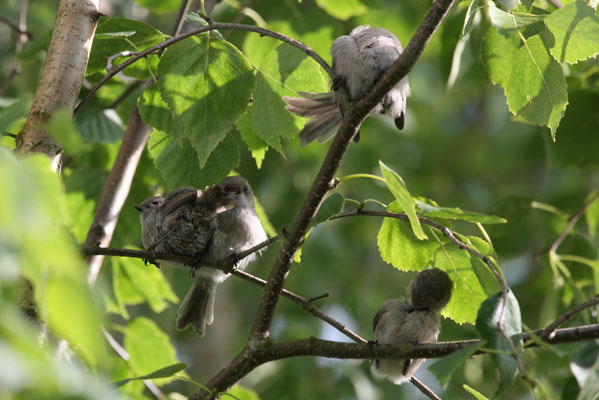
[283,25,410,146]
[175,176,268,337]
[372,268,453,384]
[136,185,230,269]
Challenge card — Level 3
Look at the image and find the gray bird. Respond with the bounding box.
[372,268,452,384]
[283,25,410,146]
[175,176,268,337]
[136,185,230,269]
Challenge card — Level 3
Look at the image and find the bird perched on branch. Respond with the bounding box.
[372,268,453,384]
[283,25,410,146]
[176,176,268,337]
[137,176,267,337]
[136,185,230,268]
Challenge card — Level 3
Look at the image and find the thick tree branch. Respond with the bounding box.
[249,0,458,343]
[192,0,458,397]
[74,22,332,114]
[16,0,101,169]
[85,108,151,283]
[189,324,599,399]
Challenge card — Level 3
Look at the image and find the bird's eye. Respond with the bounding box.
[223,186,232,193]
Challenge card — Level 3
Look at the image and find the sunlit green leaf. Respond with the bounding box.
[482,28,568,136]
[147,130,240,190]
[380,161,427,240]
[251,44,329,144]
[419,201,507,224]
[88,17,165,78]
[227,385,262,400]
[124,317,181,385]
[544,1,599,64]
[158,35,254,167]
[237,111,270,168]
[315,0,368,20]
[138,81,180,139]
[463,384,491,400]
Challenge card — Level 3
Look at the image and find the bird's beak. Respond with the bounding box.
[134,205,143,212]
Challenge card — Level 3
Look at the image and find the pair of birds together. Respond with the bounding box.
[136,26,451,384]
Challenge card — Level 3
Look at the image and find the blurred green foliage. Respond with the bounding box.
[1,0,599,399]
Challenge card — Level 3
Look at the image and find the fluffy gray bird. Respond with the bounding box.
[372,268,453,384]
[136,185,229,269]
[283,25,410,146]
[175,176,268,337]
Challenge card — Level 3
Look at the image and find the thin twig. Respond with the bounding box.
[74,22,332,114]
[542,192,599,255]
[540,294,599,339]
[0,16,33,39]
[410,377,441,400]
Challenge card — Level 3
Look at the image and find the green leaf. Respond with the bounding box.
[47,108,88,154]
[544,1,599,64]
[117,256,179,313]
[379,161,427,240]
[377,203,439,271]
[46,277,105,367]
[487,2,545,33]
[433,248,489,324]
[158,35,254,167]
[251,44,329,144]
[463,384,491,400]
[418,202,507,224]
[482,28,568,136]
[124,317,181,385]
[0,97,29,133]
[88,17,166,77]
[116,362,188,386]
[242,106,283,155]
[545,91,599,168]
[134,0,180,13]
[475,291,523,396]
[315,0,368,20]
[312,193,345,226]
[429,343,482,387]
[75,101,123,143]
[227,385,262,400]
[138,81,179,139]
[147,130,240,190]
[237,111,269,168]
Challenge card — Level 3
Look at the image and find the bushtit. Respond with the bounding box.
[282,25,410,146]
[176,176,268,337]
[372,268,452,384]
[136,185,230,269]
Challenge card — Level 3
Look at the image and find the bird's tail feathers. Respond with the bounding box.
[282,92,343,146]
[176,277,216,337]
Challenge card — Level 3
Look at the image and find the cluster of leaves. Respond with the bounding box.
[456,0,599,141]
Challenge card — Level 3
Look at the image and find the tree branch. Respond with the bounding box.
[16,0,101,169]
[74,22,332,114]
[84,108,151,283]
[192,0,457,397]
[188,324,599,399]
[540,294,599,339]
